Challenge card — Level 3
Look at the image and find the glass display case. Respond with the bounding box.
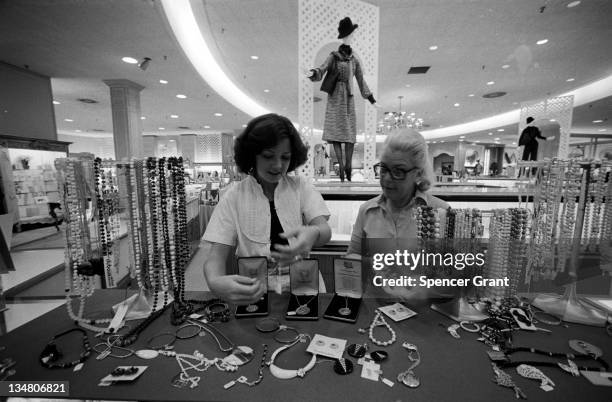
[0,135,70,230]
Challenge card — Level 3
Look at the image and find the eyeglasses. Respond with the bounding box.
[373,162,419,181]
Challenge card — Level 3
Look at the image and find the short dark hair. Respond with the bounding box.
[234,113,308,174]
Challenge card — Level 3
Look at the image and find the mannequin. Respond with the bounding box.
[307,17,376,182]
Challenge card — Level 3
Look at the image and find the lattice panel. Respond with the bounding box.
[519,95,574,159]
[196,134,222,163]
[298,0,379,179]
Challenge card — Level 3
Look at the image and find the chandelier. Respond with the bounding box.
[377,96,424,133]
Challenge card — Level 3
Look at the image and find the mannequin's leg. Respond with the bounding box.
[344,142,354,182]
[332,142,345,182]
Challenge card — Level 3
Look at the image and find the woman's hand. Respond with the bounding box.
[207,275,265,305]
[270,225,320,265]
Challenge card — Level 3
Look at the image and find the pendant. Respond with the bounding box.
[338,307,351,316]
[398,370,420,388]
[333,358,354,375]
[171,372,190,388]
[295,305,310,316]
[136,349,159,359]
[246,304,259,313]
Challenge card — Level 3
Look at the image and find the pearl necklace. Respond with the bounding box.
[359,310,396,346]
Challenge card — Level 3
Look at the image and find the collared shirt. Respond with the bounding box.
[347,190,449,256]
[203,175,330,257]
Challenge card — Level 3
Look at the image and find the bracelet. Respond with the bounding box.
[460,321,481,333]
[175,324,202,340]
[267,335,316,379]
[146,332,177,350]
[533,311,562,326]
[205,302,230,323]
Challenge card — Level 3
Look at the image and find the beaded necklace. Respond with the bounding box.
[40,328,92,369]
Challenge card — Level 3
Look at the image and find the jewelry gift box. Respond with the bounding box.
[235,257,269,318]
[324,258,362,323]
[286,258,319,321]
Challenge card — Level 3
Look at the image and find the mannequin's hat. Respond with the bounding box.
[338,17,358,39]
[526,116,534,124]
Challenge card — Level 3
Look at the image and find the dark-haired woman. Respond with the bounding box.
[202,114,331,304]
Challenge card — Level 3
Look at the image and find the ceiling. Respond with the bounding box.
[0,0,611,147]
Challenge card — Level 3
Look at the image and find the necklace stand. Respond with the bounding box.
[525,160,609,326]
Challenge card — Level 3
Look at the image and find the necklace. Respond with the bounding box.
[290,294,316,316]
[267,334,316,379]
[358,310,396,346]
[40,328,92,369]
[338,296,351,316]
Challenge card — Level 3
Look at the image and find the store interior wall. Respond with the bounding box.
[0,62,57,140]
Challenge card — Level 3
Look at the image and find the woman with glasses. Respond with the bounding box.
[347,128,449,301]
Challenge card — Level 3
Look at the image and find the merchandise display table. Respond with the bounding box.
[1,290,610,401]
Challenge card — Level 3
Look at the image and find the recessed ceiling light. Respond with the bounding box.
[459,135,465,139]
[158,127,165,130]
[497,128,504,132]
[170,114,179,118]
[567,1,581,8]
[566,78,575,82]
[169,140,176,142]
[204,125,211,129]
[242,124,247,128]
[502,64,510,69]
[122,56,138,64]
[214,113,223,117]
[454,103,460,107]
[488,132,493,135]
[593,120,603,123]
[176,94,187,99]
[159,79,168,84]
[495,137,500,140]
[264,89,270,93]
[405,84,411,88]
[598,128,606,132]
[512,142,517,145]
[250,55,259,60]
[75,129,81,133]
[487,81,495,85]
[432,141,437,144]
[141,116,146,120]
[458,139,464,142]
[426,141,430,144]
[64,118,73,122]
[53,100,60,105]
[429,45,438,51]
[468,94,475,97]
[536,39,548,45]
[475,140,480,143]
[440,140,445,143]
[549,119,556,122]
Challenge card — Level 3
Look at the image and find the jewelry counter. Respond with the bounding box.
[1,290,609,401]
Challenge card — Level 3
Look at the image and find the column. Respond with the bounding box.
[103,79,145,160]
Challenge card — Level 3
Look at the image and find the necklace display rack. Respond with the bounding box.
[521,159,611,326]
[422,207,491,322]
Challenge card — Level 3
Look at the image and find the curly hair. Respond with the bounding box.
[234,113,308,174]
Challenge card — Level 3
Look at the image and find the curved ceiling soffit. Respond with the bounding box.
[161,0,612,139]
[160,0,269,118]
